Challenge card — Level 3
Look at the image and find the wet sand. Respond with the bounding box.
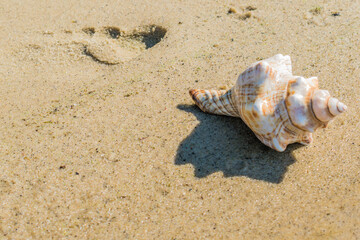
[0,0,359,239]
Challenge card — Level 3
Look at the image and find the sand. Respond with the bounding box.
[0,0,359,239]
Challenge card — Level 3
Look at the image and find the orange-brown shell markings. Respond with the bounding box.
[232,60,296,151]
[189,89,239,117]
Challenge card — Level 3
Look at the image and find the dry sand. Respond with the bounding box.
[0,0,359,239]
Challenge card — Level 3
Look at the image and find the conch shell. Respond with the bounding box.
[189,54,347,152]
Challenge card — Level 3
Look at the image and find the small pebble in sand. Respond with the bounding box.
[310,6,322,15]
[246,6,257,11]
[238,12,252,20]
[82,27,95,36]
[228,7,237,14]
[42,31,54,35]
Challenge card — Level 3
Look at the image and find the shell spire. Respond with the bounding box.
[189,54,347,152]
[311,90,347,124]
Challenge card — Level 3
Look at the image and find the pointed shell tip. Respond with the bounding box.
[189,89,199,101]
[189,89,197,96]
[338,102,347,112]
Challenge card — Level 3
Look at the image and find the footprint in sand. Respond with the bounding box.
[20,25,167,65]
[78,25,167,65]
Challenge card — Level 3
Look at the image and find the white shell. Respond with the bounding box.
[190,54,347,152]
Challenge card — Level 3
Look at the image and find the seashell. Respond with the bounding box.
[189,54,347,152]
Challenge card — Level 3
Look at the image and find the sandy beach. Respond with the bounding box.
[0,0,359,239]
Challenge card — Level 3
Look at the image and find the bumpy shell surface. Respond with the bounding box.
[190,54,346,152]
